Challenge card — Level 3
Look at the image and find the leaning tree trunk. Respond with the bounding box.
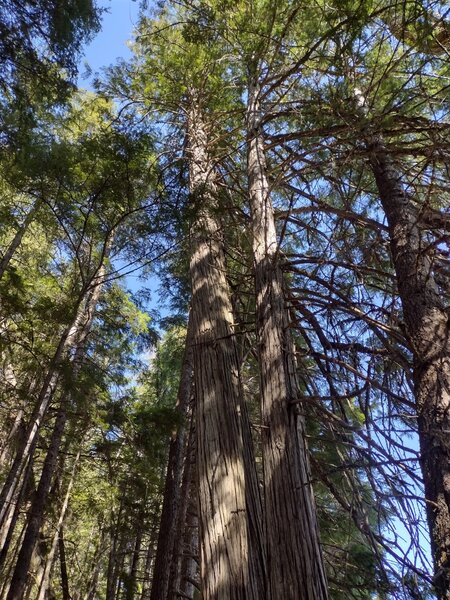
[0,293,88,534]
[150,317,194,600]
[6,266,106,600]
[369,140,450,599]
[36,448,81,600]
[186,91,264,600]
[0,197,43,280]
[246,78,328,600]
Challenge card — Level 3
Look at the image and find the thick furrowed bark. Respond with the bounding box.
[187,94,263,600]
[247,79,328,600]
[370,141,450,599]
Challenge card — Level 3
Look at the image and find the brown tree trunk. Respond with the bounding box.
[36,449,81,600]
[246,78,328,600]
[6,405,69,600]
[0,198,43,280]
[169,412,196,600]
[186,92,263,600]
[0,297,87,533]
[150,318,194,600]
[5,267,106,600]
[58,526,70,600]
[369,140,450,599]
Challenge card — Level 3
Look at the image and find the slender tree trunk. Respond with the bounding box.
[0,298,87,532]
[126,528,143,600]
[83,526,108,600]
[59,526,70,600]
[0,408,24,470]
[0,449,35,572]
[6,267,106,600]
[6,405,69,600]
[0,198,43,280]
[150,318,194,600]
[369,140,450,599]
[36,449,81,600]
[246,78,328,600]
[140,521,159,600]
[106,504,123,600]
[169,412,196,600]
[186,92,263,600]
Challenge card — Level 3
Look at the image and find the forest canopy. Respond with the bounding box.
[0,1,449,599]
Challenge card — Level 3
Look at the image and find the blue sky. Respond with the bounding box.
[79,0,170,323]
[80,0,140,85]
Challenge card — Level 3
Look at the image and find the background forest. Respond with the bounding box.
[0,0,449,599]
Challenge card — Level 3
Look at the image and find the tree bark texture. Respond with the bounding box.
[186,93,263,600]
[247,79,329,600]
[369,140,450,599]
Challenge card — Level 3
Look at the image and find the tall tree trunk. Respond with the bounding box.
[246,78,328,600]
[0,451,34,574]
[106,504,123,600]
[169,412,197,600]
[58,526,70,600]
[369,140,450,599]
[0,198,43,280]
[186,92,263,600]
[150,317,194,600]
[140,521,159,600]
[36,449,81,600]
[0,296,87,532]
[6,405,69,600]
[0,407,24,470]
[6,267,106,600]
[126,528,143,600]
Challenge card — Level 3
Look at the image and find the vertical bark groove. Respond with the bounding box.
[186,91,263,600]
[247,78,328,600]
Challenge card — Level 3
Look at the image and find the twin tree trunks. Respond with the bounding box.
[179,86,328,600]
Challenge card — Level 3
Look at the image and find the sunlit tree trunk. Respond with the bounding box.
[0,198,43,280]
[369,140,450,599]
[246,77,328,600]
[186,91,264,600]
